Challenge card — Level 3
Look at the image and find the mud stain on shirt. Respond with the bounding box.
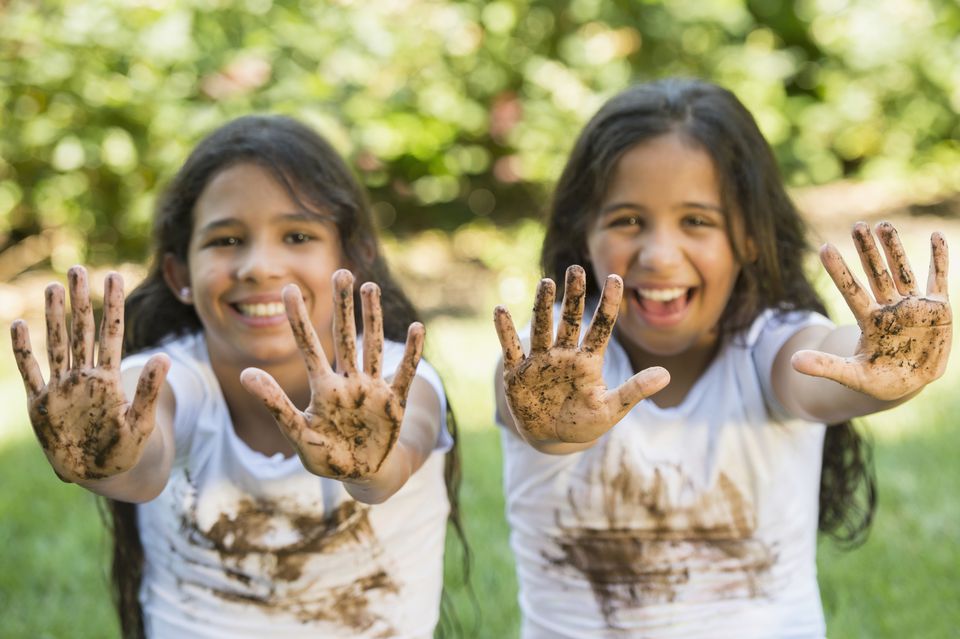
[172,471,398,633]
[545,446,776,628]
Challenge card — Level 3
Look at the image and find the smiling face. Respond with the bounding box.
[168,162,344,371]
[586,132,743,362]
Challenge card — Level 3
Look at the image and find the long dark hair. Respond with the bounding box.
[106,115,466,638]
[542,78,875,546]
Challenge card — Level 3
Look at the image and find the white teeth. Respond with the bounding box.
[637,287,687,302]
[236,302,285,317]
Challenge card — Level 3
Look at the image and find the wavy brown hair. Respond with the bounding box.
[106,115,467,638]
[542,78,875,547]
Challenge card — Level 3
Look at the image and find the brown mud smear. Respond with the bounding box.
[547,448,776,628]
[178,488,398,631]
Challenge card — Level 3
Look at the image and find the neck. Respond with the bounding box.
[209,350,314,458]
[617,330,721,409]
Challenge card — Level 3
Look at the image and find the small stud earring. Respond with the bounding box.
[180,287,192,302]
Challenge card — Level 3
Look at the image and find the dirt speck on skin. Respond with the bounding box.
[546,449,775,628]
[586,313,614,349]
[898,264,913,286]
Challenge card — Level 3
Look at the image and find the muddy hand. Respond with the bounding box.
[495,265,669,444]
[792,222,952,400]
[9,266,170,482]
[240,270,423,480]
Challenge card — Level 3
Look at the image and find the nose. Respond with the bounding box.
[235,240,286,282]
[637,227,683,271]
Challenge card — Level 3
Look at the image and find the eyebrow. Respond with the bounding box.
[197,210,335,235]
[598,201,726,216]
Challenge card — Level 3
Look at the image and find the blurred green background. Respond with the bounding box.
[1,0,959,637]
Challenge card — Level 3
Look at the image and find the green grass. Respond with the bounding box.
[2,317,959,638]
[0,437,118,639]
[817,401,960,638]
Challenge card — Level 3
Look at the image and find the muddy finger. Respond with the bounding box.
[555,265,586,349]
[45,283,68,379]
[126,353,171,437]
[820,244,873,320]
[494,306,523,370]
[927,232,949,299]
[852,222,897,305]
[360,282,384,378]
[390,322,424,405]
[790,350,860,390]
[332,269,359,376]
[283,284,332,380]
[530,278,556,353]
[11,320,44,397]
[606,366,670,422]
[97,273,125,369]
[875,222,918,297]
[68,266,96,371]
[583,274,622,353]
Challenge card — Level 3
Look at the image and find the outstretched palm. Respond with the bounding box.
[241,270,423,480]
[10,267,169,482]
[793,222,951,400]
[494,265,669,445]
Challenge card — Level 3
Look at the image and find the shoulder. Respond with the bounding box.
[122,331,206,370]
[380,338,451,449]
[122,332,212,416]
[380,339,444,388]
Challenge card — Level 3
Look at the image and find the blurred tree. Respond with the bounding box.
[1,0,958,274]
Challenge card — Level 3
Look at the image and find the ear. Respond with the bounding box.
[163,253,193,304]
[743,236,759,263]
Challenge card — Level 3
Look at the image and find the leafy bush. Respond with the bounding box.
[1,0,958,270]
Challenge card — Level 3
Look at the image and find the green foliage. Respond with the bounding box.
[2,0,959,269]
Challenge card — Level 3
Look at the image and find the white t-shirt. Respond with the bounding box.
[500,309,833,639]
[123,332,451,639]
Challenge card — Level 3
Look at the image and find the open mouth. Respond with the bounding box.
[632,287,694,320]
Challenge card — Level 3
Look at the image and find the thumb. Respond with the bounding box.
[240,367,306,438]
[605,366,670,422]
[127,354,171,436]
[791,350,861,391]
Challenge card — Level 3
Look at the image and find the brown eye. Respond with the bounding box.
[608,215,642,229]
[683,215,712,228]
[204,236,241,248]
[284,231,314,244]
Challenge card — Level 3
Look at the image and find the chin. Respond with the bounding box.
[235,343,303,368]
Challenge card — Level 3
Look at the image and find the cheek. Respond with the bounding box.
[308,289,337,325]
[587,235,628,276]
[703,241,738,280]
[189,261,229,291]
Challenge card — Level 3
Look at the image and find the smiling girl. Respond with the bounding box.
[493,78,952,637]
[11,115,459,638]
